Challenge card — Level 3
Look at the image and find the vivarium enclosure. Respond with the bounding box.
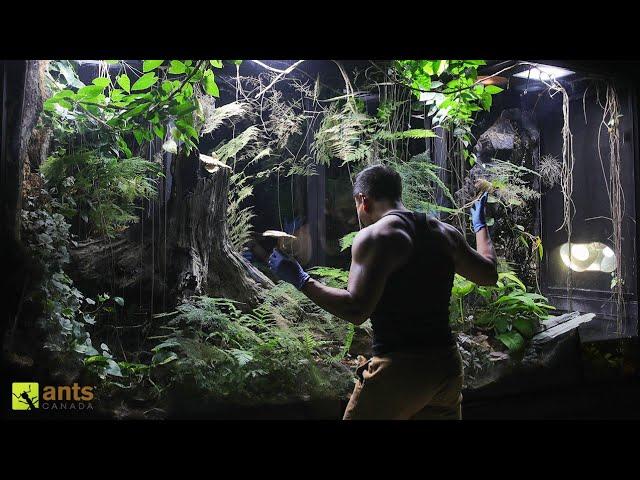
[2,59,639,419]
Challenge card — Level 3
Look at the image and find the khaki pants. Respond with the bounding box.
[342,345,463,420]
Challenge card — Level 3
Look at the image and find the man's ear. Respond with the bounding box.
[362,195,370,213]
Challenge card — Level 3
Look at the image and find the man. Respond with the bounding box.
[268,164,497,420]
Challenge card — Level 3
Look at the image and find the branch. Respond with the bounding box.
[255,60,305,99]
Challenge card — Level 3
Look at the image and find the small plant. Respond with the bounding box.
[450,268,555,353]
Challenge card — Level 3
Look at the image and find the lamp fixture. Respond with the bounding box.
[559,242,616,273]
[513,64,574,82]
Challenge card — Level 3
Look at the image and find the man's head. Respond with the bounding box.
[353,164,403,227]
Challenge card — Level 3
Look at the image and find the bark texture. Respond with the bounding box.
[70,149,273,310]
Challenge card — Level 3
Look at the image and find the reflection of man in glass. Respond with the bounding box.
[268,164,498,420]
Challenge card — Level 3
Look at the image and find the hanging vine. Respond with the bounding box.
[551,81,576,309]
[598,83,625,334]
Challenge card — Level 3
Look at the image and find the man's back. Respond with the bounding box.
[363,210,457,356]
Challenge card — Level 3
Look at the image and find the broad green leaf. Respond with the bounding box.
[152,339,181,352]
[169,102,198,117]
[106,359,123,377]
[176,120,199,139]
[168,60,187,74]
[484,85,504,95]
[209,60,223,68]
[153,123,166,140]
[131,72,158,91]
[161,80,173,93]
[202,70,220,97]
[117,74,131,93]
[513,317,536,339]
[497,331,525,352]
[84,355,108,366]
[92,77,110,88]
[143,60,164,72]
[77,85,104,98]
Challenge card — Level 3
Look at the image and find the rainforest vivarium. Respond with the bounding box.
[5,58,636,420]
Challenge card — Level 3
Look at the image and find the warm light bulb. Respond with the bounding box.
[571,244,590,261]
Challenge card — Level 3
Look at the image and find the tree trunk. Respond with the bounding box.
[70,148,273,311]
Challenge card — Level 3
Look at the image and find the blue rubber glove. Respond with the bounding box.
[268,249,310,290]
[470,192,489,233]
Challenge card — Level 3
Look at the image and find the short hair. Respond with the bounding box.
[353,164,402,202]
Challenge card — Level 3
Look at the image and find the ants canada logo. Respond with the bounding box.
[12,382,95,411]
[12,382,39,410]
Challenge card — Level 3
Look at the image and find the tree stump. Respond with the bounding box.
[70,149,273,311]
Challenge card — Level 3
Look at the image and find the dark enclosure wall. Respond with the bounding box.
[538,82,638,340]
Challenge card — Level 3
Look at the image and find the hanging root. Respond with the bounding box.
[553,81,575,308]
[600,83,625,334]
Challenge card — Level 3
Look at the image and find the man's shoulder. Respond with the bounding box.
[353,216,412,253]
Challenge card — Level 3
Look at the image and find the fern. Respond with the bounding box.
[308,266,349,288]
[393,153,457,213]
[199,101,251,135]
[311,102,375,166]
[339,231,358,251]
[377,128,438,141]
[226,172,255,252]
[214,126,261,164]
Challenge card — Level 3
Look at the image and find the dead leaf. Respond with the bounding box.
[199,153,232,173]
[262,230,296,239]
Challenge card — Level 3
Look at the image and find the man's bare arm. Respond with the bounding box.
[450,224,498,286]
[300,225,411,324]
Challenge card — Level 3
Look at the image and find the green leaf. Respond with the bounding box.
[484,85,504,95]
[152,350,178,365]
[114,296,124,307]
[202,70,220,97]
[176,120,199,139]
[123,102,152,119]
[168,60,187,74]
[209,60,223,68]
[117,74,131,93]
[513,317,536,339]
[153,123,166,140]
[75,344,100,356]
[152,339,181,352]
[143,60,164,72]
[84,355,109,366]
[77,85,104,98]
[106,359,123,377]
[169,102,198,117]
[497,331,525,352]
[92,77,110,88]
[161,80,173,93]
[132,73,158,91]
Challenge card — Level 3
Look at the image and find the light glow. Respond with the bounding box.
[560,242,616,273]
[571,244,590,261]
[513,64,574,82]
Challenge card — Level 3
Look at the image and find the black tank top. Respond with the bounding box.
[370,210,456,355]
